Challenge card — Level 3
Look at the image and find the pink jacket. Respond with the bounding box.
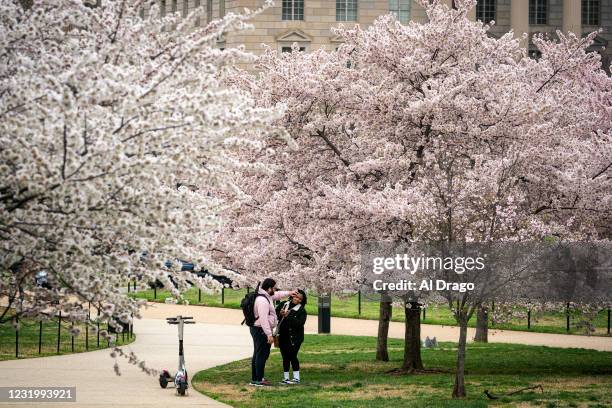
[254,287,291,336]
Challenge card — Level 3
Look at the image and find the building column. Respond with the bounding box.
[562,0,582,36]
[511,0,529,47]
[467,4,476,21]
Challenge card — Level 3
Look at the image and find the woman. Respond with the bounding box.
[275,289,307,385]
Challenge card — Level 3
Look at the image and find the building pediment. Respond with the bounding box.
[330,34,344,43]
[275,29,312,43]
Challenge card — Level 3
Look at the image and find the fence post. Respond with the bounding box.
[607,308,610,335]
[221,287,225,305]
[86,304,90,350]
[71,321,74,352]
[107,323,110,347]
[527,309,531,330]
[491,301,495,327]
[358,291,361,315]
[566,302,570,333]
[57,312,61,354]
[97,309,100,348]
[127,282,130,293]
[198,288,201,303]
[38,321,42,354]
[15,316,19,359]
[423,307,426,321]
[154,286,157,299]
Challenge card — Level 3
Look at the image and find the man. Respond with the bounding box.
[250,278,297,386]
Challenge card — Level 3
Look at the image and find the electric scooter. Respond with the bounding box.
[159,315,195,396]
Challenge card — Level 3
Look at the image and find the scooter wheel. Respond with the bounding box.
[159,374,169,389]
[177,384,187,396]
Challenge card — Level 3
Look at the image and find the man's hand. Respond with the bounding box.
[289,289,299,297]
[280,309,289,317]
[267,335,274,345]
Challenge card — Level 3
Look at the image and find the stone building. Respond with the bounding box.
[157,0,612,67]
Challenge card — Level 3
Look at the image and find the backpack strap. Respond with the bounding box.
[252,292,267,319]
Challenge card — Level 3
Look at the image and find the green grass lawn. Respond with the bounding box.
[192,335,612,408]
[129,287,612,336]
[0,312,135,360]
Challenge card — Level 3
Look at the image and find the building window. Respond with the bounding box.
[582,0,600,26]
[476,0,496,23]
[389,0,410,23]
[283,0,304,20]
[529,0,547,25]
[207,0,212,22]
[337,0,357,21]
[281,46,306,53]
[220,0,225,17]
[160,0,166,17]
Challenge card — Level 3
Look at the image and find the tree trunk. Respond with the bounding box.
[452,314,468,398]
[402,301,423,371]
[474,304,488,343]
[376,300,392,361]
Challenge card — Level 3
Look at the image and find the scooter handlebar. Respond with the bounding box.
[166,316,195,324]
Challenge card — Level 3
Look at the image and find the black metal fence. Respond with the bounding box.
[0,308,134,360]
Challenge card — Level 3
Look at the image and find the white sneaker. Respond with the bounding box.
[291,378,300,384]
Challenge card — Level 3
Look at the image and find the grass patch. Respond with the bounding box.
[130,287,612,336]
[0,311,135,360]
[192,334,612,408]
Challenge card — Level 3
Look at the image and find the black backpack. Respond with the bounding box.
[241,283,266,326]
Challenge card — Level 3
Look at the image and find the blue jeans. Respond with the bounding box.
[250,326,270,382]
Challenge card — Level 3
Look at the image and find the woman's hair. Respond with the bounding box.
[293,289,307,306]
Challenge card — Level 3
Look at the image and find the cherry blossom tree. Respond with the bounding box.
[333,0,611,397]
[214,46,367,294]
[215,42,425,369]
[220,41,435,371]
[0,0,286,364]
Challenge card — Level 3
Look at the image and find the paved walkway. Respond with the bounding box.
[1,302,610,408]
[0,318,252,407]
[143,302,612,351]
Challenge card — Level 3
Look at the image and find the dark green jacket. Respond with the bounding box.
[275,301,307,346]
